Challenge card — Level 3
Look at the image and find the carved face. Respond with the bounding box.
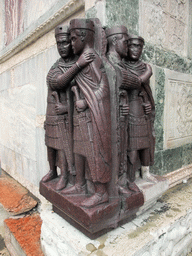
[56,35,71,58]
[70,30,85,55]
[115,34,128,58]
[127,39,143,61]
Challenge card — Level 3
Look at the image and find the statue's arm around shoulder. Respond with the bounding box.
[140,63,152,84]
[118,66,141,90]
[53,51,95,90]
[46,58,79,90]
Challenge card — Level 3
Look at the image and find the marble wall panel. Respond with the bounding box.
[0,70,11,91]
[0,84,36,160]
[140,0,189,57]
[5,0,24,45]
[0,47,59,186]
[164,69,192,149]
[25,0,57,28]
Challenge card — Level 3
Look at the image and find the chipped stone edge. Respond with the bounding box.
[0,0,85,64]
[4,223,27,256]
[163,163,192,188]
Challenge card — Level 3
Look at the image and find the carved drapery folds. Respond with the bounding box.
[40,18,157,238]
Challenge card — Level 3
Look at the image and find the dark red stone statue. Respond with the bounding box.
[61,19,112,209]
[122,34,156,185]
[41,25,77,190]
[40,19,156,238]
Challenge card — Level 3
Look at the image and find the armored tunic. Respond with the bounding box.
[121,60,155,165]
[45,57,76,173]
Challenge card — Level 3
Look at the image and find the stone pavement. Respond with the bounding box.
[1,168,192,256]
[0,204,10,256]
[0,170,43,256]
[41,178,192,256]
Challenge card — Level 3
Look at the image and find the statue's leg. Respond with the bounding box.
[127,150,140,192]
[75,153,86,186]
[61,154,86,195]
[41,147,57,182]
[80,182,108,208]
[55,150,68,190]
[140,149,157,183]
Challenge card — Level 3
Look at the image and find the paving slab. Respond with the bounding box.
[0,171,43,256]
[0,172,37,215]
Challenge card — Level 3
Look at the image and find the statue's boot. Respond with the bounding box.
[141,166,157,184]
[81,182,108,208]
[118,185,132,196]
[55,175,68,191]
[81,192,108,208]
[128,182,140,192]
[41,170,57,183]
[61,184,86,195]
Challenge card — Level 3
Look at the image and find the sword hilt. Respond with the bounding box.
[71,86,81,101]
[52,91,60,104]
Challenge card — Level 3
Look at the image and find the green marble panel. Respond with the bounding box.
[154,68,165,151]
[162,148,183,174]
[105,0,139,34]
[182,144,192,167]
[142,43,192,74]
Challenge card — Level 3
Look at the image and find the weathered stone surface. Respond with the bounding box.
[164,164,192,188]
[188,0,192,59]
[140,0,188,57]
[151,151,163,175]
[5,0,24,45]
[152,145,192,176]
[0,173,37,215]
[182,144,192,166]
[164,70,192,149]
[25,0,59,27]
[41,179,192,256]
[0,46,59,186]
[0,71,11,92]
[5,214,43,256]
[106,0,139,34]
[0,83,36,160]
[136,176,168,215]
[36,127,48,183]
[154,67,165,151]
[163,147,183,174]
[142,43,192,74]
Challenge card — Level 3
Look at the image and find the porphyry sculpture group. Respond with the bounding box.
[40,18,157,238]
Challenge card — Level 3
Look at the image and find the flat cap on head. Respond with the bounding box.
[105,25,128,38]
[128,34,145,44]
[55,25,69,37]
[69,19,95,32]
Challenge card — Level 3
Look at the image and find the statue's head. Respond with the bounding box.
[106,25,128,58]
[55,25,72,58]
[127,35,144,61]
[69,19,95,55]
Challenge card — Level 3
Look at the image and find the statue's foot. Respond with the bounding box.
[143,173,158,184]
[41,170,57,183]
[55,176,68,191]
[61,184,86,195]
[128,182,140,192]
[81,192,108,208]
[118,185,132,196]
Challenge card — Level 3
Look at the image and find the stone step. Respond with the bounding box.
[41,179,192,256]
[0,171,43,256]
[4,214,43,256]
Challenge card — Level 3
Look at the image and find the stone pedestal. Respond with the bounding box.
[136,175,169,215]
[40,177,144,238]
[40,179,192,256]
